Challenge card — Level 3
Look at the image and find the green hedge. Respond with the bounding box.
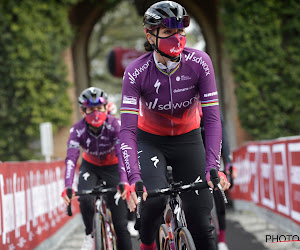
[0,1,77,161]
[220,0,300,139]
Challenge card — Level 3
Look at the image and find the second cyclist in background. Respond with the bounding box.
[61,87,132,250]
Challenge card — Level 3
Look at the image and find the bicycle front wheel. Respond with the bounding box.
[94,213,104,250]
[177,227,196,250]
[158,224,171,250]
[105,209,117,250]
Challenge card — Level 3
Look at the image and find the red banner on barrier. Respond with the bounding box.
[0,161,80,249]
[230,137,300,224]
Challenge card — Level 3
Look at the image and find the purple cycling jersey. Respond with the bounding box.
[120,47,222,185]
[64,115,126,187]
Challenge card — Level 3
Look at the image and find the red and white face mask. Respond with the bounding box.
[158,33,186,58]
[85,111,107,128]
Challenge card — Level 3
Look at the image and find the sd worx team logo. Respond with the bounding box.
[185,52,210,76]
[127,59,151,84]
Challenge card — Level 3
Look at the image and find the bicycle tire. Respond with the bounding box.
[177,227,196,250]
[158,224,171,250]
[105,209,117,250]
[94,213,104,250]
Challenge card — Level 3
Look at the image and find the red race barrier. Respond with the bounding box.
[230,136,300,224]
[0,161,80,249]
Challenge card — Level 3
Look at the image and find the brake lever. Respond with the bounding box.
[210,168,228,204]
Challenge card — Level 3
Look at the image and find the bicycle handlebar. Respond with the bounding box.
[66,186,117,217]
[75,186,117,196]
[228,165,234,188]
[134,180,144,230]
[147,181,209,198]
[133,168,228,229]
[210,167,228,204]
[66,188,73,216]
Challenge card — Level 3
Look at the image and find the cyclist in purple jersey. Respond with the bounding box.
[61,87,131,250]
[119,1,230,250]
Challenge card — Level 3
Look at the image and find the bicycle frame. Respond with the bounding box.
[159,182,195,250]
[163,193,186,250]
[138,168,227,250]
[67,184,117,250]
[93,193,116,250]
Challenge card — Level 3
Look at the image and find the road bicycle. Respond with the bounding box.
[67,182,117,250]
[134,168,227,250]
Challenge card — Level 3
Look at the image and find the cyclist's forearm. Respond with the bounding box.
[202,106,222,173]
[120,113,141,185]
[64,148,80,187]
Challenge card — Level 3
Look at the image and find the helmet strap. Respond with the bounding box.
[150,28,180,61]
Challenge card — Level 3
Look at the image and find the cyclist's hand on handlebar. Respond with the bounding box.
[206,171,231,191]
[127,183,147,212]
[218,172,231,190]
[61,188,75,206]
[118,182,131,201]
[225,164,237,180]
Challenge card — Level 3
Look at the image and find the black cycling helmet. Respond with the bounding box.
[78,87,108,108]
[143,1,190,31]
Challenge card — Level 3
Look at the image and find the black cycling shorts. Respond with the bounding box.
[137,128,216,250]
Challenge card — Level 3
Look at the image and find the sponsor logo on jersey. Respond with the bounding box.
[66,160,75,178]
[76,127,85,137]
[154,79,161,94]
[145,95,198,110]
[123,95,137,105]
[216,140,222,168]
[173,85,195,93]
[86,138,91,147]
[176,75,192,81]
[120,143,132,151]
[145,98,159,110]
[85,147,114,156]
[138,150,143,170]
[185,52,210,76]
[100,136,109,140]
[120,143,132,175]
[68,140,80,149]
[127,59,151,84]
[105,124,114,131]
[139,99,143,117]
[204,91,218,98]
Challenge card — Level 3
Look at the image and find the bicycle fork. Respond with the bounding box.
[164,195,186,250]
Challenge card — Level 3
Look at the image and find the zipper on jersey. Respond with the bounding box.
[167,69,174,135]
